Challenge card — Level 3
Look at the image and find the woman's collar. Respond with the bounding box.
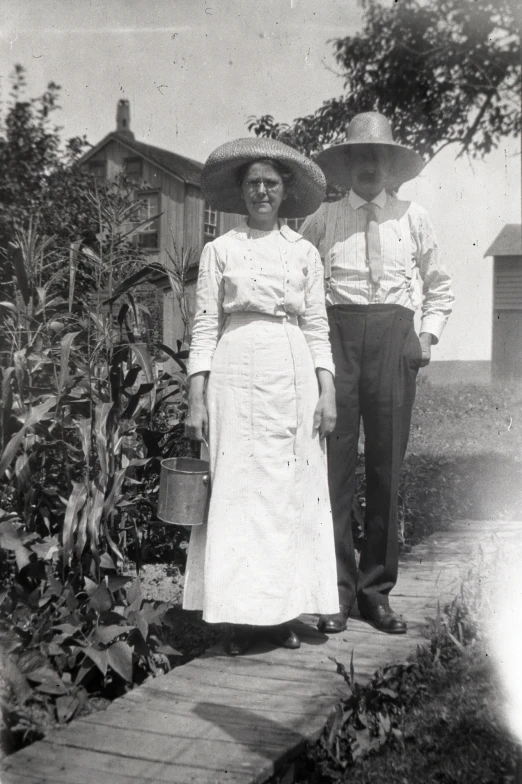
[229,220,302,243]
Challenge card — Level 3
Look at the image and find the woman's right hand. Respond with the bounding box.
[185,397,209,442]
[185,372,209,442]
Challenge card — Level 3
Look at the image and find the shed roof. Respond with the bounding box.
[80,132,204,187]
[484,224,522,257]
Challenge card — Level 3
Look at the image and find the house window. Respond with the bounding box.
[285,217,305,233]
[136,192,160,250]
[124,157,143,181]
[204,202,217,241]
[88,160,106,181]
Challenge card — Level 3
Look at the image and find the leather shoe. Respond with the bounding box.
[361,604,407,634]
[266,624,301,649]
[317,604,351,634]
[225,625,255,656]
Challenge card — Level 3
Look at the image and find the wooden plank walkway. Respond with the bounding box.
[3,519,520,784]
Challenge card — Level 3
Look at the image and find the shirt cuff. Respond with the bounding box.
[420,315,445,344]
[187,355,213,377]
[314,358,336,376]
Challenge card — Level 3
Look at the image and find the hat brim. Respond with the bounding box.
[315,141,424,188]
[201,138,326,218]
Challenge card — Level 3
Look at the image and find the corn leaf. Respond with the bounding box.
[1,367,14,450]
[0,396,56,478]
[75,417,92,463]
[117,211,163,243]
[62,482,88,566]
[69,241,82,312]
[103,515,125,565]
[130,344,153,383]
[9,244,31,306]
[94,402,113,482]
[75,494,91,560]
[58,331,81,394]
[102,468,127,519]
[155,342,187,374]
[102,266,159,305]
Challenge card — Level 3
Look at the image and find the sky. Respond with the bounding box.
[1,0,520,361]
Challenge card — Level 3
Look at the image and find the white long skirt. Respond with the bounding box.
[182,312,339,625]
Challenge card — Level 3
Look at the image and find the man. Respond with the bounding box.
[301,112,454,635]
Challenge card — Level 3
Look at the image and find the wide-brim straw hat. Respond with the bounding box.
[201,137,326,218]
[315,112,424,188]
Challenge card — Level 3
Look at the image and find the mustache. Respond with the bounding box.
[357,169,383,180]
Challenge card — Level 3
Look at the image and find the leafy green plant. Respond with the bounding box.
[0,515,179,753]
[0,188,192,751]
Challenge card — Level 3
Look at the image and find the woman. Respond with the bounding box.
[183,137,339,655]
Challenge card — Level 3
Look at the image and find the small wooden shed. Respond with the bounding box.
[485,224,522,377]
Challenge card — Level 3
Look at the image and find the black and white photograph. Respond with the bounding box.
[0,1,521,782]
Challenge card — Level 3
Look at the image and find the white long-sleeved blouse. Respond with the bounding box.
[187,221,335,377]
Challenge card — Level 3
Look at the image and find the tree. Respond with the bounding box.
[249,0,520,164]
[0,66,149,291]
[0,66,93,245]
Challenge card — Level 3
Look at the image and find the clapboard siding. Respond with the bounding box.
[494,257,522,310]
[82,136,251,350]
[184,185,205,253]
[219,211,246,234]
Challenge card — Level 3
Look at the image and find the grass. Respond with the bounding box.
[295,645,518,784]
[395,378,522,546]
[270,548,520,784]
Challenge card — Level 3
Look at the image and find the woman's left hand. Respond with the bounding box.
[313,388,337,440]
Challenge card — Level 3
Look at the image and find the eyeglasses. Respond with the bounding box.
[244,178,283,193]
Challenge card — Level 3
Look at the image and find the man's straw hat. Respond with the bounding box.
[315,112,424,188]
[201,137,326,218]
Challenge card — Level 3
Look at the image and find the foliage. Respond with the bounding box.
[165,236,199,348]
[270,574,517,783]
[249,0,521,164]
[0,65,155,292]
[0,199,189,752]
[0,516,179,754]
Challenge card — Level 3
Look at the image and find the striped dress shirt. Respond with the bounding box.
[300,189,454,342]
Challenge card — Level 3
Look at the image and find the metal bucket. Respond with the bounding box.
[156,456,210,526]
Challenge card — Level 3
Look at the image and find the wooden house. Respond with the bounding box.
[485,223,522,377]
[80,99,244,349]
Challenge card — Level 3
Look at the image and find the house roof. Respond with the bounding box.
[80,132,204,187]
[484,224,522,257]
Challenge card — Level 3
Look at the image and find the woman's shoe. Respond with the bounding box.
[224,625,255,656]
[266,624,301,649]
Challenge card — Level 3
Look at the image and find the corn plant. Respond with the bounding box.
[0,185,189,569]
[0,189,192,745]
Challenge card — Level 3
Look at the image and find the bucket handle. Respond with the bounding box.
[201,437,210,486]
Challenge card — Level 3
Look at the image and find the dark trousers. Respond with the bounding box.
[327,304,422,613]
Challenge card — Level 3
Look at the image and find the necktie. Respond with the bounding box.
[361,203,383,284]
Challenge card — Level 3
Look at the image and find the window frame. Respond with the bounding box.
[285,217,305,233]
[124,157,143,182]
[204,201,218,242]
[88,159,106,181]
[135,190,161,252]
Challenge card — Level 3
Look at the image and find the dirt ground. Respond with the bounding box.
[135,562,225,661]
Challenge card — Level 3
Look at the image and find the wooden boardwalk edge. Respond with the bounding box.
[2,520,520,784]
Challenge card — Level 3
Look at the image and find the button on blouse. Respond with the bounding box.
[187,222,335,376]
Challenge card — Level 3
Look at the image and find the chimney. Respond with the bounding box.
[116,99,134,139]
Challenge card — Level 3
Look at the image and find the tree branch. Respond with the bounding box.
[456,93,494,159]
